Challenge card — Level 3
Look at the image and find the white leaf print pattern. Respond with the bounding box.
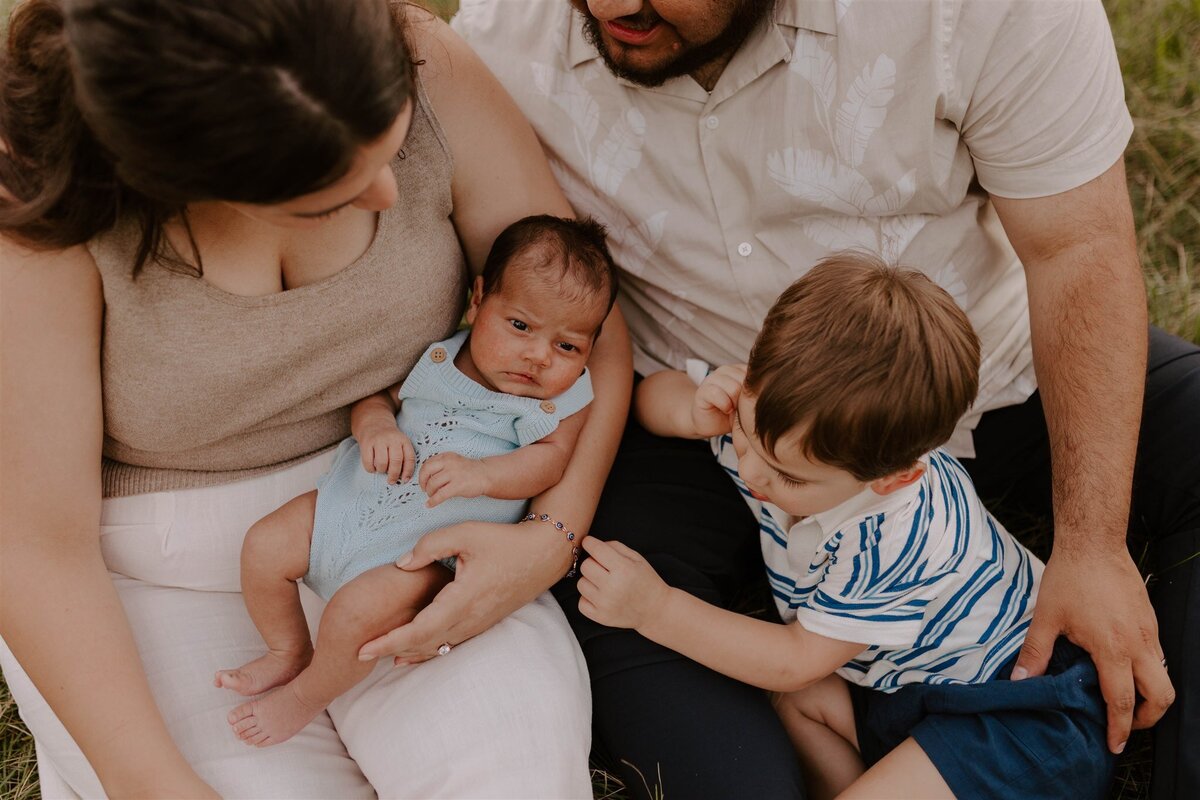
[547,162,667,279]
[879,213,931,262]
[592,107,647,197]
[863,169,916,215]
[790,34,837,119]
[835,55,895,167]
[530,63,600,143]
[931,261,969,309]
[767,148,873,216]
[800,216,878,252]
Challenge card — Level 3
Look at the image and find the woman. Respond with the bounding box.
[0,0,631,796]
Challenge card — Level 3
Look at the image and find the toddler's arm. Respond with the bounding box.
[578,536,865,693]
[420,407,589,507]
[635,365,746,439]
[351,382,416,484]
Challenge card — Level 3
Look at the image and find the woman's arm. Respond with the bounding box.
[0,239,216,797]
[357,11,632,663]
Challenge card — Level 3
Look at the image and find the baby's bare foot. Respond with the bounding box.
[227,681,325,747]
[214,647,312,696]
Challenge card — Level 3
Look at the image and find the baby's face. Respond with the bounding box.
[730,391,867,519]
[465,268,607,399]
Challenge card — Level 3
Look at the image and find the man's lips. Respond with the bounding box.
[603,18,663,46]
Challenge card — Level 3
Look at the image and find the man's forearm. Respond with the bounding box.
[995,162,1147,555]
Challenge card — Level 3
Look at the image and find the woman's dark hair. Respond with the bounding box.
[0,0,414,270]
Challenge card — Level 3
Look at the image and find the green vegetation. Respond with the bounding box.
[1,1,1195,798]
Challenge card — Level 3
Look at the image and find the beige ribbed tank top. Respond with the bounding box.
[89,84,466,497]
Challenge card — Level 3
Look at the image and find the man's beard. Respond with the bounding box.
[578,0,777,88]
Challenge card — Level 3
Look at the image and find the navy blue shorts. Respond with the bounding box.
[849,640,1115,799]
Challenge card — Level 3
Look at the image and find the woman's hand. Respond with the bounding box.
[356,518,573,664]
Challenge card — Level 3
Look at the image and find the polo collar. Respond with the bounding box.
[804,453,931,542]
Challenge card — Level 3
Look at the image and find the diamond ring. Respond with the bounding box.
[437,642,452,657]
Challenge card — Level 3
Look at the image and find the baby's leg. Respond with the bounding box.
[228,560,451,747]
[215,490,318,695]
[772,674,866,800]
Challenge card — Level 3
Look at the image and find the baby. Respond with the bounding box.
[216,215,617,746]
[580,252,1112,798]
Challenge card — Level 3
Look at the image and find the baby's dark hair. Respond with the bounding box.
[746,251,981,481]
[480,215,619,327]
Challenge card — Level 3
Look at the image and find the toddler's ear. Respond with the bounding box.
[870,463,926,496]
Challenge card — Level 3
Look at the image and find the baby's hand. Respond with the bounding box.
[691,364,747,437]
[357,420,416,484]
[577,537,670,631]
[419,452,490,507]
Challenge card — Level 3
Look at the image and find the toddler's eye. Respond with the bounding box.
[510,319,528,331]
[777,472,806,488]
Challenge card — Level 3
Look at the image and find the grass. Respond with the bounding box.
[1,0,1197,798]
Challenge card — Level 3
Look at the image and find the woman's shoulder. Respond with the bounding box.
[403,8,491,114]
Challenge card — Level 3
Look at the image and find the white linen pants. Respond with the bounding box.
[0,452,593,798]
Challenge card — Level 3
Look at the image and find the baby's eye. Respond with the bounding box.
[777,472,807,488]
[510,319,529,331]
[557,342,578,353]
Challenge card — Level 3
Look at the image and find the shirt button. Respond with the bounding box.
[737,242,753,257]
[705,115,719,130]
[429,347,448,363]
[539,400,557,414]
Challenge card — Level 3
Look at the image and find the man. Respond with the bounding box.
[453,1,1195,797]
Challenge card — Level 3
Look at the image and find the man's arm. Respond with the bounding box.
[991,157,1174,754]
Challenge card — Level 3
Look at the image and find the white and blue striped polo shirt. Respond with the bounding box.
[712,436,1044,691]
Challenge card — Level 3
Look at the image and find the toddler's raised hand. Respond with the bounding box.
[691,364,747,437]
[420,452,490,507]
[577,537,670,631]
[357,419,416,484]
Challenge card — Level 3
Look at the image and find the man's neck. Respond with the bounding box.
[689,50,737,92]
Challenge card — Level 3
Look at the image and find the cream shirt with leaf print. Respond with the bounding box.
[453,0,1133,456]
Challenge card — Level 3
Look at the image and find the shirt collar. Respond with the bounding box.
[566,0,839,71]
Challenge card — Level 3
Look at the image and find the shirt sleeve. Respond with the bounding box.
[793,514,956,647]
[951,0,1132,199]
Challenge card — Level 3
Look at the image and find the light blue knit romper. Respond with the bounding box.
[304,331,594,600]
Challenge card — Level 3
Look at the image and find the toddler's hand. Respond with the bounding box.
[419,452,490,507]
[692,364,747,437]
[577,537,670,631]
[357,420,416,484]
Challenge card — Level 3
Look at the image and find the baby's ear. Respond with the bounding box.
[465,276,485,324]
[869,463,926,496]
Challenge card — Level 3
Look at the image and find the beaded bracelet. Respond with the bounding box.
[520,512,581,578]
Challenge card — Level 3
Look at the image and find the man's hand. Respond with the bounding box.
[419,452,490,506]
[691,364,747,438]
[577,537,670,631]
[357,418,416,484]
[356,519,571,664]
[1013,546,1174,753]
